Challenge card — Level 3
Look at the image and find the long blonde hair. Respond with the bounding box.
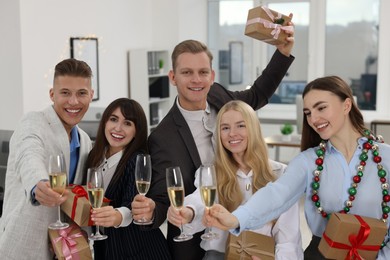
[215,101,276,212]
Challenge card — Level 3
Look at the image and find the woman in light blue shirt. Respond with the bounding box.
[206,76,390,259]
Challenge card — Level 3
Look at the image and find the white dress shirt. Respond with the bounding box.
[185,160,303,259]
[100,150,132,227]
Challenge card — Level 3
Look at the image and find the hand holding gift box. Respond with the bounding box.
[61,185,109,227]
[319,213,387,260]
[245,5,293,45]
[48,224,92,260]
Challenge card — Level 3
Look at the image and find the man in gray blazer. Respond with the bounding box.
[132,32,295,260]
[0,59,94,259]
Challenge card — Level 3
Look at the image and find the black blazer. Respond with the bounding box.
[147,50,294,260]
[94,152,171,260]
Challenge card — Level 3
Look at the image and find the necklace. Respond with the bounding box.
[311,130,388,247]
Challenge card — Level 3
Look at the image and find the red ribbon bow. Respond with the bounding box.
[322,215,381,260]
[70,185,94,226]
[53,225,83,260]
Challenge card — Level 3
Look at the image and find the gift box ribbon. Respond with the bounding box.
[70,185,94,226]
[229,233,275,258]
[52,225,83,260]
[69,185,110,226]
[322,215,381,260]
[246,6,294,41]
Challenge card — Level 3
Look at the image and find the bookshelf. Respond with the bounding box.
[128,49,175,133]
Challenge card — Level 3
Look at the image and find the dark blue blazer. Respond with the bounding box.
[94,152,171,260]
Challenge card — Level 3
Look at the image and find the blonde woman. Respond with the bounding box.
[167,100,303,260]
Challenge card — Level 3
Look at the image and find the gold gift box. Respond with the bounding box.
[319,213,387,259]
[245,5,291,45]
[61,185,109,227]
[225,231,275,260]
[48,225,92,260]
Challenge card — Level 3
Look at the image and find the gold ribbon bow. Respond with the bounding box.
[230,236,275,259]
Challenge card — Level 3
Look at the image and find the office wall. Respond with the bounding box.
[0,0,23,130]
[0,0,207,130]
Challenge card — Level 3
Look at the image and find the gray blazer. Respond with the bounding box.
[0,105,92,260]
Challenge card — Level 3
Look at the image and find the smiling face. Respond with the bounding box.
[104,107,136,157]
[50,75,93,135]
[303,89,352,140]
[169,52,215,111]
[219,110,248,161]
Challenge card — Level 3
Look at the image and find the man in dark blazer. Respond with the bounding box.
[132,33,295,259]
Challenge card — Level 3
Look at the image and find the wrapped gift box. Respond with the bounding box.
[225,231,275,260]
[61,185,109,227]
[49,225,92,260]
[245,6,292,45]
[319,213,387,259]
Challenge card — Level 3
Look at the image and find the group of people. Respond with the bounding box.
[0,15,389,260]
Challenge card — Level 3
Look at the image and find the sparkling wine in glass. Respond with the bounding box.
[166,166,193,242]
[134,154,153,225]
[48,153,69,230]
[200,164,219,240]
[87,167,107,241]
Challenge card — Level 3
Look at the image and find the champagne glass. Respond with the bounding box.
[87,167,108,241]
[133,154,153,225]
[199,164,219,240]
[166,166,193,242]
[48,153,69,230]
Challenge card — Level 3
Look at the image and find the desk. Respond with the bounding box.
[264,134,301,162]
[370,120,390,133]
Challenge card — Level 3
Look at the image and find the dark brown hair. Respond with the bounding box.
[300,76,365,151]
[86,98,148,185]
[53,58,92,83]
[171,40,213,71]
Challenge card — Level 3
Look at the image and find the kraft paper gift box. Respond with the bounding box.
[245,5,292,45]
[61,185,109,227]
[318,213,387,260]
[49,224,92,260]
[225,231,275,260]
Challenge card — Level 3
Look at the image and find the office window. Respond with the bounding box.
[267,1,310,104]
[325,0,379,110]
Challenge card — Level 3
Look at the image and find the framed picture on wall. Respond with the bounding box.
[70,37,99,101]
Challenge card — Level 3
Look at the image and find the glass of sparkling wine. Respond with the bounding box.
[48,153,69,230]
[87,167,107,240]
[134,154,153,225]
[199,164,219,240]
[166,166,193,242]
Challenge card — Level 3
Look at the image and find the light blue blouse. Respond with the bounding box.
[232,137,390,258]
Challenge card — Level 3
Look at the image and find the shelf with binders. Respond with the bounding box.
[128,49,175,133]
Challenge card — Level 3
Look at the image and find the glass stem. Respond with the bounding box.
[57,206,62,223]
[96,225,101,235]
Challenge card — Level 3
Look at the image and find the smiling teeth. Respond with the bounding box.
[112,133,124,139]
[190,87,202,91]
[230,140,240,144]
[317,123,328,129]
[66,109,81,113]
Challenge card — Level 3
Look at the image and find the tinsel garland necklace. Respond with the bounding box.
[311,130,388,247]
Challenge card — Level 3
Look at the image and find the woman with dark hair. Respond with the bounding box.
[87,98,171,259]
[206,76,390,259]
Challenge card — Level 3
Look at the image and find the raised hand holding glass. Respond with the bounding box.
[199,164,219,240]
[166,166,193,242]
[87,167,107,241]
[134,154,153,225]
[48,153,69,230]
